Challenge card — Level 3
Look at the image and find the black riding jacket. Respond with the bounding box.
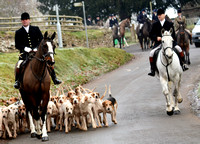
[15,25,43,60]
[150,19,177,48]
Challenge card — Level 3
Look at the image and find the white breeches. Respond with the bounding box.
[149,45,182,57]
[17,60,24,68]
[139,24,143,29]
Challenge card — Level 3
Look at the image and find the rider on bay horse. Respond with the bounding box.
[137,8,147,36]
[14,12,62,89]
[174,9,193,45]
[148,9,189,77]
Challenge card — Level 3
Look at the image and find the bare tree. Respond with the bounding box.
[0,0,42,17]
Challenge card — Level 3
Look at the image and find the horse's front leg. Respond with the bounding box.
[186,50,190,65]
[173,75,183,114]
[28,112,36,138]
[160,77,174,116]
[41,115,49,141]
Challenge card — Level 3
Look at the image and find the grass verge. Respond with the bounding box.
[0,47,133,101]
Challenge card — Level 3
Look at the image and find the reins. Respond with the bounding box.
[31,51,54,83]
[160,45,173,82]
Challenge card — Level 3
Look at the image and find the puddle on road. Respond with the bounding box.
[188,83,200,117]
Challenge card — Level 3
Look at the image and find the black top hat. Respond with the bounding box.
[177,9,182,13]
[21,12,30,20]
[157,9,165,15]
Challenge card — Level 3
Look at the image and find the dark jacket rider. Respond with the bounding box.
[14,12,62,89]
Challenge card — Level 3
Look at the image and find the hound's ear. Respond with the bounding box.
[51,32,56,40]
[44,31,48,38]
[102,101,106,107]
[85,96,88,102]
[169,28,173,35]
[161,28,165,35]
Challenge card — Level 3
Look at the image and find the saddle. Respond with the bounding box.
[18,52,36,84]
[153,47,180,73]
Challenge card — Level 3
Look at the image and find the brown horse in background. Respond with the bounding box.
[176,21,190,65]
[119,18,131,48]
[19,31,56,141]
[112,25,122,48]
[136,18,152,51]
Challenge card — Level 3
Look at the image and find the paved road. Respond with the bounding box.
[4,44,200,144]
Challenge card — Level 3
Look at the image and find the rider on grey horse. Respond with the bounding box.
[14,12,62,89]
[148,9,189,77]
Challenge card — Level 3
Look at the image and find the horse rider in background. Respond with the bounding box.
[137,9,147,36]
[152,9,159,22]
[174,9,193,45]
[86,15,93,26]
[113,14,119,26]
[14,12,62,89]
[109,14,115,28]
[148,9,189,77]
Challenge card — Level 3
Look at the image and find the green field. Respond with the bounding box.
[0,47,133,101]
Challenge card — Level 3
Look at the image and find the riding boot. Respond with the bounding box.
[14,68,21,89]
[148,57,155,76]
[48,66,62,85]
[179,51,189,71]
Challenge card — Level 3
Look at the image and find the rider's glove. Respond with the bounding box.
[24,47,32,53]
[33,48,37,52]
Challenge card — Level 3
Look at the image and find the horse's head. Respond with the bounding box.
[39,31,56,66]
[122,18,131,28]
[178,21,185,34]
[161,28,174,59]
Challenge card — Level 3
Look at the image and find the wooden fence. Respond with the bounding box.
[0,15,84,31]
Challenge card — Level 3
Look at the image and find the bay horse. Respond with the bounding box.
[119,18,131,48]
[136,18,152,51]
[176,21,190,65]
[19,31,56,141]
[156,29,183,116]
[112,25,122,48]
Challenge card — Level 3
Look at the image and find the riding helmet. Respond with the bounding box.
[21,12,30,20]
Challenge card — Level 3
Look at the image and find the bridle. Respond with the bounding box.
[160,35,174,81]
[31,41,55,82]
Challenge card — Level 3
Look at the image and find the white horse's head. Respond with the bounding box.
[161,28,174,59]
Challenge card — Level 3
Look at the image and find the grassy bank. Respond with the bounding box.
[0,47,133,101]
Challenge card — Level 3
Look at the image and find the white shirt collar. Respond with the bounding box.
[23,25,30,33]
[160,19,165,27]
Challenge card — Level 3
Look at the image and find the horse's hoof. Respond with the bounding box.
[174,110,181,115]
[178,98,183,103]
[36,134,42,139]
[167,110,174,116]
[42,136,49,142]
[31,132,36,138]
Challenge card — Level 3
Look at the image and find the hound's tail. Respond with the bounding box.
[100,85,107,100]
[109,85,112,97]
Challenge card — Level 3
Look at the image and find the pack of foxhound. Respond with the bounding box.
[0,85,118,139]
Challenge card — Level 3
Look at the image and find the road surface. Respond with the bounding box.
[3,44,200,144]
